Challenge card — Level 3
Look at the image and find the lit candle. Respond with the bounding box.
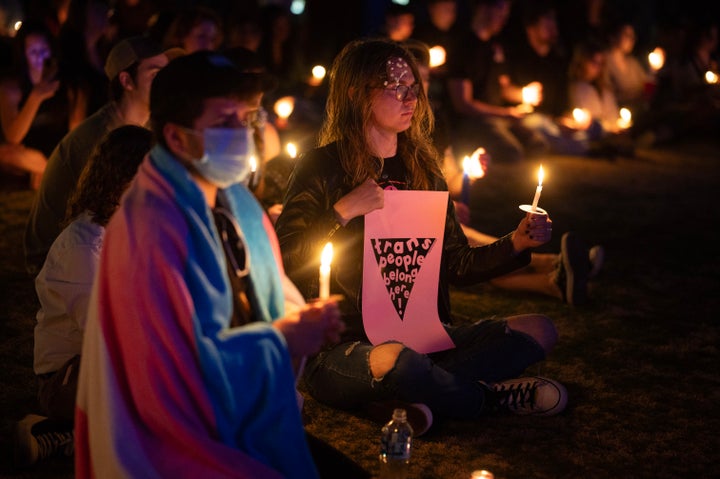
[705,71,718,84]
[273,96,295,129]
[617,107,632,129]
[531,165,544,213]
[247,155,258,190]
[522,83,540,106]
[319,242,333,299]
[461,156,471,205]
[648,47,665,73]
[572,108,590,129]
[468,147,487,179]
[429,45,446,68]
[286,142,298,159]
[308,64,326,86]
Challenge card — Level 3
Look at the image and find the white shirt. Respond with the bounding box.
[34,211,104,374]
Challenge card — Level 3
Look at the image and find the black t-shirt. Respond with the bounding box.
[377,155,408,190]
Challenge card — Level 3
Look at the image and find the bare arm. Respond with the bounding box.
[0,78,59,143]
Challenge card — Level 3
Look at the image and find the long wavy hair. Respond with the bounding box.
[63,125,153,228]
[317,38,441,190]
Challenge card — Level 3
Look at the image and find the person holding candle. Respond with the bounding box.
[604,22,655,116]
[488,0,593,157]
[75,51,369,479]
[407,37,602,304]
[630,17,720,148]
[567,36,638,157]
[275,38,568,438]
[445,0,549,164]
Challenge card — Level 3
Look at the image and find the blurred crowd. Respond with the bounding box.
[1,0,718,190]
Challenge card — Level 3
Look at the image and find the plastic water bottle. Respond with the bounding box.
[379,408,413,479]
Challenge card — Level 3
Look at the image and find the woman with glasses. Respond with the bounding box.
[275,38,568,436]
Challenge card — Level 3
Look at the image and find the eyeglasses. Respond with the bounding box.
[382,82,422,101]
[213,207,250,279]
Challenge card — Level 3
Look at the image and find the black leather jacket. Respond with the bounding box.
[275,142,530,342]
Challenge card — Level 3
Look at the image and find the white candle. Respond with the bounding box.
[247,155,258,190]
[531,165,544,212]
[319,242,333,299]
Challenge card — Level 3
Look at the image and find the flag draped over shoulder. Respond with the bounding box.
[75,145,318,479]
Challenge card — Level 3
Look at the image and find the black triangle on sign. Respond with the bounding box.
[370,237,437,320]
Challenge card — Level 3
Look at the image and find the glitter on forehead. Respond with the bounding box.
[385,56,410,86]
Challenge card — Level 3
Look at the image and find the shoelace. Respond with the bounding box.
[495,381,538,412]
[36,431,74,460]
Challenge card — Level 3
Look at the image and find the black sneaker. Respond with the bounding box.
[14,414,74,468]
[557,232,590,306]
[364,400,433,437]
[487,376,568,416]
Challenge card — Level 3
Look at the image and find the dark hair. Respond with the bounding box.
[568,37,609,92]
[64,125,153,227]
[149,51,250,148]
[163,5,223,50]
[520,0,555,27]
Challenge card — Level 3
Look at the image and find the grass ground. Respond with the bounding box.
[1,135,718,478]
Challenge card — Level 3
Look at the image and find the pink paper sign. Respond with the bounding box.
[362,190,455,353]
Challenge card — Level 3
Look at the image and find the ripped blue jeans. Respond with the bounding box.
[303,318,545,419]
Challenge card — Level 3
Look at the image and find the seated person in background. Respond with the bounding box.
[408,37,603,305]
[23,35,178,276]
[14,124,153,469]
[632,18,720,146]
[275,38,569,439]
[446,0,545,164]
[75,51,368,479]
[0,20,72,189]
[162,5,223,54]
[604,21,654,115]
[495,0,590,157]
[567,37,636,156]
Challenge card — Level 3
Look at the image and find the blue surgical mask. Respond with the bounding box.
[190,127,253,189]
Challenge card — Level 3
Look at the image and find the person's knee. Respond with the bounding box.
[507,314,558,353]
[369,342,405,379]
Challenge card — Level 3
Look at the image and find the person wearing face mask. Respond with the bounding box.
[75,51,370,479]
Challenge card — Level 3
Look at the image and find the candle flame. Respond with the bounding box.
[286,142,297,158]
[705,71,718,84]
[311,65,326,80]
[648,47,665,71]
[429,45,446,68]
[321,242,333,267]
[274,96,295,119]
[249,155,257,173]
[522,83,540,106]
[463,148,487,179]
[538,165,544,187]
